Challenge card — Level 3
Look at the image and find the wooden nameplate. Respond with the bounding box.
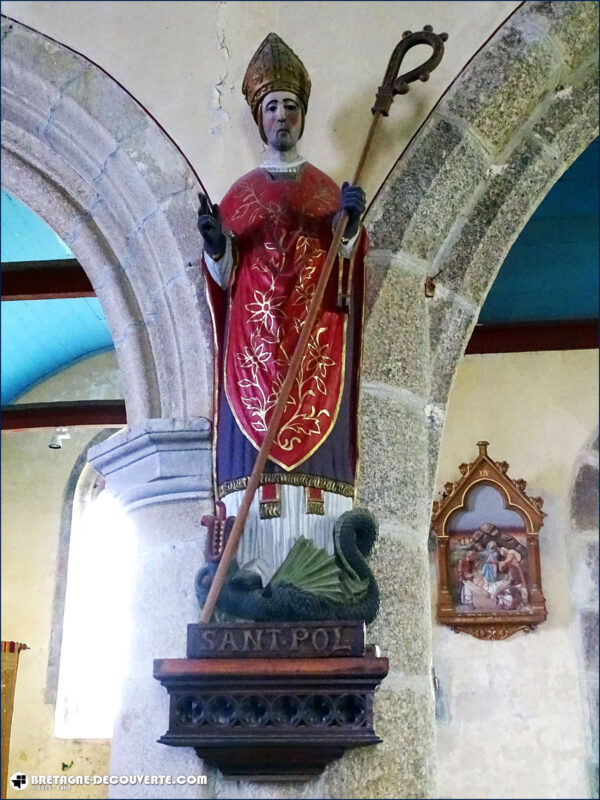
[187,620,366,658]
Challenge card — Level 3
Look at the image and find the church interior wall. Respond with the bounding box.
[431,348,598,799]
[1,3,597,798]
[1,354,123,799]
[0,0,520,203]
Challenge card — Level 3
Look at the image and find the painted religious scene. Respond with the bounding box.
[447,484,530,614]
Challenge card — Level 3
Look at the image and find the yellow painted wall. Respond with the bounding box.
[1,352,122,799]
[433,349,598,799]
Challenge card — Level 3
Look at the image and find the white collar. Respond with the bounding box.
[260,154,307,173]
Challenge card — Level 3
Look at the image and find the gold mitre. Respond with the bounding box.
[242,33,311,122]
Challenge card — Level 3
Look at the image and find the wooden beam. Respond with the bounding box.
[466,319,598,354]
[1,400,126,430]
[1,258,94,299]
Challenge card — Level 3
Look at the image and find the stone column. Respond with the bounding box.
[323,249,437,800]
[88,419,215,799]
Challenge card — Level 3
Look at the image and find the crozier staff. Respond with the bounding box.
[198,33,367,578]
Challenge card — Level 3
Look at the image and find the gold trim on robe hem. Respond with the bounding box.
[218,472,355,499]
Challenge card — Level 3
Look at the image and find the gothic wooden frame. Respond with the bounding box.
[431,441,547,640]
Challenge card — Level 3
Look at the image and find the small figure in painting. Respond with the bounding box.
[480,540,500,583]
[495,584,522,610]
[498,546,528,604]
[456,546,481,606]
[473,522,527,559]
[453,525,530,613]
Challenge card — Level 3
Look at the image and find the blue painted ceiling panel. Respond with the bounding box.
[1,298,113,404]
[1,192,113,403]
[1,191,74,262]
[480,239,598,322]
[479,137,599,324]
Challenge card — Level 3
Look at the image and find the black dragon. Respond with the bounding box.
[195,508,380,624]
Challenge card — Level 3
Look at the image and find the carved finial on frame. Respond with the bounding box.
[530,497,544,511]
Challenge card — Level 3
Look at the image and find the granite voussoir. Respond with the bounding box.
[460,140,565,306]
[532,66,599,159]
[400,120,490,262]
[362,260,430,396]
[367,117,465,252]
[443,20,559,154]
[427,292,477,407]
[568,537,599,608]
[571,463,600,530]
[91,147,162,234]
[119,122,196,201]
[580,609,600,670]
[526,0,600,72]
[2,20,84,90]
[63,63,149,143]
[158,188,204,269]
[425,402,446,496]
[435,136,557,303]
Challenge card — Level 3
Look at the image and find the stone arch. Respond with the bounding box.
[1,16,213,423]
[571,426,600,533]
[360,0,599,520]
[347,4,598,796]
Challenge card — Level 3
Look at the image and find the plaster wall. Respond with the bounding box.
[568,430,599,797]
[1,357,124,800]
[0,0,519,202]
[432,349,598,799]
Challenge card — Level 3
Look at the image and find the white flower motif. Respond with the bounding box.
[237,337,271,378]
[246,286,286,334]
[306,328,335,394]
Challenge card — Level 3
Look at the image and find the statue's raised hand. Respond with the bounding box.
[338,182,366,240]
[198,193,226,257]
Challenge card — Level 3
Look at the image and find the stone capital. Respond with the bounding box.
[88,418,213,510]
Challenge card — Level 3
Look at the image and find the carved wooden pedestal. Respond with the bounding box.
[154,622,388,780]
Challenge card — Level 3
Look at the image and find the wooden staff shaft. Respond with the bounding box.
[200,112,382,623]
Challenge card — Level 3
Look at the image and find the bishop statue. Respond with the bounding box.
[196,33,378,622]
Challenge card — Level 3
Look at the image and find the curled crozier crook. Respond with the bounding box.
[372,25,449,116]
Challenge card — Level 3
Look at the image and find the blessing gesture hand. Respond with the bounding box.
[197,193,226,257]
